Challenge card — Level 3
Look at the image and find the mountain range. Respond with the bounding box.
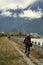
[0,0,43,35]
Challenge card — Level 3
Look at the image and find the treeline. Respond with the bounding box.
[0,32,26,37]
[0,33,7,37]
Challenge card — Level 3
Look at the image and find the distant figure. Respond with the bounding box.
[8,36,11,40]
[23,35,32,57]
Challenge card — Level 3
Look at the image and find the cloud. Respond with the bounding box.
[0,0,36,10]
[0,0,43,19]
[1,11,12,17]
[0,8,43,19]
[19,9,43,19]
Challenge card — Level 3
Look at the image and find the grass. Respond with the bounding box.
[11,37,25,52]
[0,37,28,65]
[30,48,43,59]
[11,37,43,59]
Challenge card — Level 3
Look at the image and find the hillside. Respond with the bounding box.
[0,16,43,35]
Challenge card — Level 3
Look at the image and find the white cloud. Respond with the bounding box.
[19,10,43,19]
[13,13,17,17]
[0,0,36,10]
[1,9,43,19]
[0,0,43,19]
[1,11,12,17]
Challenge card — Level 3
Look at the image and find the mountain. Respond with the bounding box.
[0,15,43,35]
[7,9,23,16]
[12,16,43,35]
[0,0,43,35]
[24,1,43,11]
[0,15,25,31]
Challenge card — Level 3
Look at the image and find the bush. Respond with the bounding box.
[0,33,8,37]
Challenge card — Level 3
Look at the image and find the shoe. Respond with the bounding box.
[25,51,26,53]
[26,54,29,57]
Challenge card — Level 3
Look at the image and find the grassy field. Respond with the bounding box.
[0,37,28,65]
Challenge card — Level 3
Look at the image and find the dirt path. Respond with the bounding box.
[8,38,43,65]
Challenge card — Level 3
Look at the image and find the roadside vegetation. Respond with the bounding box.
[0,37,28,65]
[0,32,43,65]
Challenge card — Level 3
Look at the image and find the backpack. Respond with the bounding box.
[29,43,33,47]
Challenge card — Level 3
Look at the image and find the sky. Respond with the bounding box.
[0,0,36,10]
[0,0,43,19]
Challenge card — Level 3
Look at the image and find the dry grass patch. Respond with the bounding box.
[30,49,43,59]
[0,37,28,65]
[11,38,25,52]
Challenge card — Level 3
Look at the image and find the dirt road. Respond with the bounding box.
[7,38,43,65]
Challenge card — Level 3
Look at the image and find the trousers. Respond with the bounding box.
[25,44,30,55]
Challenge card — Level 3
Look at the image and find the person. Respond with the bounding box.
[23,35,32,57]
[8,36,11,40]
